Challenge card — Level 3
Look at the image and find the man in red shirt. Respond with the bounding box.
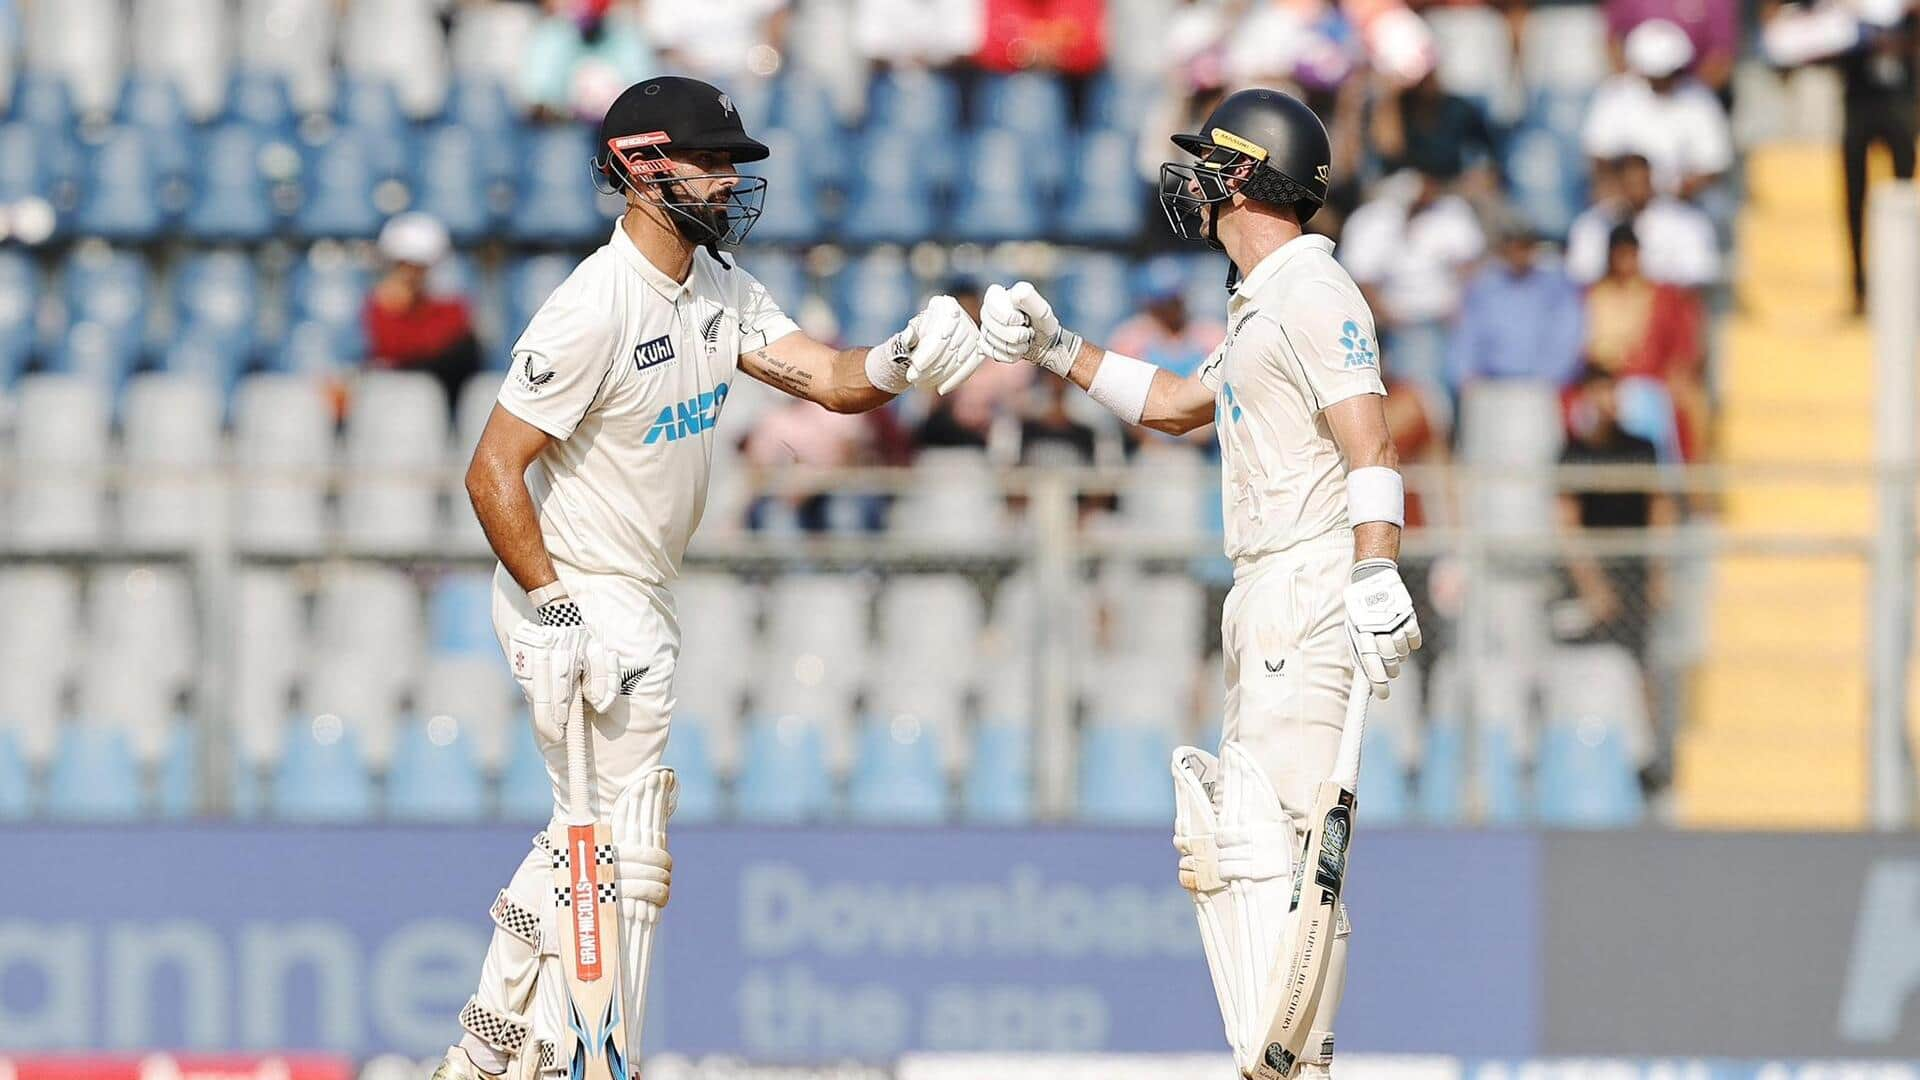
[362,212,482,410]
[975,0,1106,75]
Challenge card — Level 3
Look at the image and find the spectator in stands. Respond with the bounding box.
[1445,216,1585,395]
[741,396,873,532]
[520,0,656,123]
[1583,224,1707,459]
[648,0,791,80]
[1339,166,1486,401]
[1609,0,1739,94]
[853,0,984,68]
[1582,18,1733,201]
[1366,63,1501,205]
[975,0,1107,78]
[1108,257,1224,381]
[1763,0,1919,315]
[1565,153,1720,287]
[362,213,480,412]
[917,280,1026,450]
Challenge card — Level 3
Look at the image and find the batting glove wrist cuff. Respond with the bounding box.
[864,329,915,394]
[538,599,585,627]
[1350,558,1397,582]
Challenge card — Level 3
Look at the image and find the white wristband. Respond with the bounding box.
[1086,350,1158,426]
[1346,466,1405,527]
[864,335,913,394]
[528,581,569,606]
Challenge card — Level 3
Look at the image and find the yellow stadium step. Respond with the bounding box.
[1675,730,1867,828]
[1744,144,1847,214]
[1692,660,1867,733]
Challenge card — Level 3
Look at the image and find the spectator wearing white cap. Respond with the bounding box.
[363,212,481,411]
[1581,18,1733,200]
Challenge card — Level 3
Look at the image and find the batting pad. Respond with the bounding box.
[1173,741,1300,1072]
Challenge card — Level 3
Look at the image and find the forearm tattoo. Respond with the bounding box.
[752,348,816,397]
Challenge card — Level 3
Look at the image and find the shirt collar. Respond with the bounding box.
[1234,233,1336,297]
[609,222,694,302]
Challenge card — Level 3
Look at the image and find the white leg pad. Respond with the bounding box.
[610,766,677,1065]
[1173,742,1299,1071]
[458,844,560,1072]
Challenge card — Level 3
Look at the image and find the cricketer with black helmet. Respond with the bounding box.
[430,76,983,1080]
[979,87,1423,1080]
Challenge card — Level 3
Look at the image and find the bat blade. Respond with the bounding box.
[556,818,631,1076]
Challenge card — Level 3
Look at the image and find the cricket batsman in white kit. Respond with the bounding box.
[432,76,983,1080]
[979,88,1422,1078]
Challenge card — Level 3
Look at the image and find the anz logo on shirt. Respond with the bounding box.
[1217,381,1244,426]
[1339,320,1378,369]
[644,382,729,445]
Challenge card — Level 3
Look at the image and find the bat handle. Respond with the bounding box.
[564,680,591,822]
[1331,670,1369,792]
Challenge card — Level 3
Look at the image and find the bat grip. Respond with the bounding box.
[565,682,590,821]
[1331,670,1369,791]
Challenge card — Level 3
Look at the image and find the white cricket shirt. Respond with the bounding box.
[1199,233,1386,565]
[497,223,798,584]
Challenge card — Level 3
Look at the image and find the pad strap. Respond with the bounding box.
[459,997,530,1057]
[490,889,544,952]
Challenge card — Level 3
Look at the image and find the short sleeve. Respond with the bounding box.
[1265,285,1386,412]
[734,265,801,353]
[1197,340,1228,392]
[498,267,622,441]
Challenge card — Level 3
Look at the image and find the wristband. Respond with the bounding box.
[1086,350,1158,426]
[528,581,569,607]
[864,334,913,394]
[1346,466,1405,528]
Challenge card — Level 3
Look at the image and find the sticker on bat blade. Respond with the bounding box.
[1314,804,1350,895]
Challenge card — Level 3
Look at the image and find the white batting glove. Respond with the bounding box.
[508,600,627,744]
[868,295,984,395]
[982,281,1082,376]
[1343,559,1423,700]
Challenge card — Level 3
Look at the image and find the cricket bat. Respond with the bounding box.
[1248,671,1370,1080]
[555,686,631,1080]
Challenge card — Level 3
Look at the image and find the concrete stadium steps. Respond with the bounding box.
[1677,141,1877,828]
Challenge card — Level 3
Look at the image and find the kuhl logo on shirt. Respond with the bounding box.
[635,333,677,371]
[644,382,730,444]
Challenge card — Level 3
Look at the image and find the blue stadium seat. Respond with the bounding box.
[1355,723,1410,824]
[739,128,823,246]
[974,72,1071,140]
[157,723,198,819]
[951,130,1050,243]
[1535,722,1643,826]
[430,571,498,655]
[274,716,376,822]
[335,76,411,178]
[660,723,722,824]
[446,75,518,145]
[1086,72,1156,132]
[414,124,496,245]
[868,69,958,134]
[1053,253,1131,343]
[388,716,489,821]
[510,124,606,246]
[175,251,261,346]
[271,320,346,379]
[848,716,947,823]
[187,124,277,242]
[226,70,295,134]
[288,250,372,357]
[1504,124,1586,239]
[296,131,385,239]
[0,250,39,384]
[46,726,143,820]
[503,254,575,350]
[77,127,170,241]
[118,73,193,177]
[52,321,143,392]
[831,252,917,348]
[1417,723,1466,824]
[11,71,75,133]
[964,723,1032,823]
[1477,724,1527,825]
[1059,129,1145,243]
[499,721,557,823]
[735,717,833,823]
[766,73,839,141]
[0,122,49,202]
[64,245,150,334]
[0,728,33,820]
[1077,724,1175,824]
[740,249,807,315]
[838,130,936,245]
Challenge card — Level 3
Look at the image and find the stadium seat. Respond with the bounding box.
[1077,723,1175,824]
[891,446,1007,548]
[739,249,807,315]
[287,248,374,360]
[314,567,425,709]
[161,327,253,399]
[1478,723,1528,825]
[0,250,39,382]
[1417,723,1467,825]
[0,122,53,207]
[303,651,406,773]
[274,713,376,822]
[429,572,499,656]
[418,653,514,771]
[498,721,556,822]
[1504,123,1587,239]
[735,715,834,823]
[339,0,449,119]
[766,72,840,141]
[225,69,295,133]
[49,320,143,392]
[502,254,576,355]
[448,4,540,90]
[237,0,339,114]
[157,723,198,818]
[739,128,824,245]
[1356,722,1411,825]
[117,74,195,178]
[334,76,412,177]
[387,714,489,821]
[766,575,870,698]
[133,0,232,121]
[231,568,303,767]
[175,250,261,347]
[952,130,1050,243]
[0,567,83,767]
[1521,6,1609,92]
[414,125,497,245]
[838,130,936,245]
[1086,71,1157,131]
[1059,129,1146,244]
[1426,6,1516,119]
[848,713,948,823]
[831,247,919,346]
[295,130,385,240]
[974,72,1071,141]
[87,563,197,694]
[8,376,110,551]
[1458,380,1563,534]
[0,729,32,819]
[1536,721,1643,827]
[661,723,722,824]
[186,124,277,242]
[877,574,985,679]
[510,125,609,247]
[964,723,1032,823]
[11,71,76,132]
[868,69,959,134]
[45,724,143,820]
[341,371,449,553]
[233,375,335,554]
[1053,252,1133,343]
[1103,571,1206,659]
[25,0,126,117]
[76,126,172,241]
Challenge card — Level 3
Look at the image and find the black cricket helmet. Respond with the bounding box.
[1160,88,1332,247]
[594,75,770,248]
